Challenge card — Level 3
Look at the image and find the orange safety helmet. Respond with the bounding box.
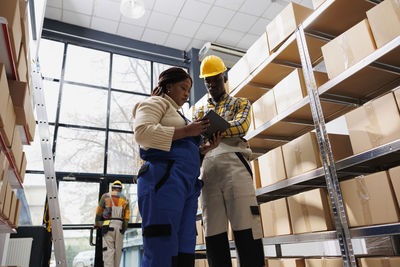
[199,55,227,78]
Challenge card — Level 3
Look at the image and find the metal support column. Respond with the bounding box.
[31,61,67,267]
[295,25,356,267]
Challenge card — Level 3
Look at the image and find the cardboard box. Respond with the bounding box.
[246,32,270,73]
[268,258,305,267]
[26,109,36,142]
[345,93,400,154]
[14,198,21,227]
[250,159,261,189]
[266,2,312,51]
[394,88,400,112]
[228,55,250,91]
[321,19,376,79]
[0,151,6,181]
[282,132,353,178]
[367,0,400,48]
[305,258,342,267]
[19,152,26,182]
[3,183,12,220]
[273,69,328,114]
[8,80,32,125]
[9,191,16,224]
[0,0,22,65]
[196,220,204,245]
[258,146,287,187]
[340,171,400,227]
[312,0,326,9]
[389,165,400,208]
[358,257,400,267]
[287,188,334,234]
[252,90,277,128]
[0,64,10,126]
[260,198,292,237]
[16,44,27,83]
[195,259,208,267]
[0,179,8,216]
[0,97,16,148]
[9,126,22,173]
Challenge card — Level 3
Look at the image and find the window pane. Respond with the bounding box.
[152,62,175,86]
[51,230,96,267]
[20,173,46,225]
[122,184,141,223]
[112,54,151,93]
[110,91,147,131]
[24,126,54,171]
[38,39,64,79]
[59,181,99,224]
[43,80,60,123]
[55,127,105,173]
[59,84,108,128]
[64,45,110,87]
[107,132,138,175]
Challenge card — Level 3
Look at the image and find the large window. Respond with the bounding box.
[23,38,189,228]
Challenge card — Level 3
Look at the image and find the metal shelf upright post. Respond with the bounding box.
[295,25,356,267]
[31,61,67,267]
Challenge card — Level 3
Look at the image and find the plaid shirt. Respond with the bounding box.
[193,93,251,142]
[95,191,130,229]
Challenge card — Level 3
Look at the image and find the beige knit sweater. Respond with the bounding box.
[132,94,186,152]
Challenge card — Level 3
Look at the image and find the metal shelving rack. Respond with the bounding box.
[223,0,400,266]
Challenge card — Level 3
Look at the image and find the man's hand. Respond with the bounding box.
[200,132,222,155]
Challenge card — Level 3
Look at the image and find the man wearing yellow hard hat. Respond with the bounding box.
[95,180,130,267]
[193,55,265,267]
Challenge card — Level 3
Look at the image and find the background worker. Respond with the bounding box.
[95,180,130,267]
[132,67,220,267]
[193,55,265,267]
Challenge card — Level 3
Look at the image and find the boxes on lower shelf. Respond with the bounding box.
[305,258,342,267]
[282,132,353,178]
[389,165,400,208]
[266,2,312,52]
[252,89,277,129]
[0,96,16,148]
[340,171,400,227]
[287,188,334,234]
[345,92,400,155]
[321,19,377,79]
[0,178,8,215]
[258,146,287,187]
[3,182,12,220]
[0,150,9,181]
[268,258,305,267]
[9,126,22,174]
[358,256,400,267]
[260,198,292,237]
[273,68,328,114]
[366,0,400,48]
[195,259,208,267]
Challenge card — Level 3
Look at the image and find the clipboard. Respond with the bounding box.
[201,110,230,139]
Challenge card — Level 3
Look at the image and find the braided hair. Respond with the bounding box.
[151,67,193,96]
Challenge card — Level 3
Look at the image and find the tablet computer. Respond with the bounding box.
[201,110,230,139]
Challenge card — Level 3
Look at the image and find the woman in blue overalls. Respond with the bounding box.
[132,67,220,267]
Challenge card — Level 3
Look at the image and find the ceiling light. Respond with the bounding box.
[120,0,145,19]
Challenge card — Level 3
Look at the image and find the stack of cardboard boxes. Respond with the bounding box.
[0,0,36,230]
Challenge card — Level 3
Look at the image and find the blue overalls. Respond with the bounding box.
[137,136,202,267]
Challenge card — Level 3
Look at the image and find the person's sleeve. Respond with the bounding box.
[223,98,251,138]
[95,194,105,226]
[134,97,175,151]
[122,200,130,232]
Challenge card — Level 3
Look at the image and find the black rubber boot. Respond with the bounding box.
[205,232,233,267]
[233,228,265,267]
[177,252,195,267]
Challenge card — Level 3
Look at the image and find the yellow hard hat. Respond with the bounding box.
[111,180,123,189]
[199,55,227,78]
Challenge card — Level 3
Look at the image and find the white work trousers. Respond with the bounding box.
[200,152,263,239]
[103,220,124,267]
